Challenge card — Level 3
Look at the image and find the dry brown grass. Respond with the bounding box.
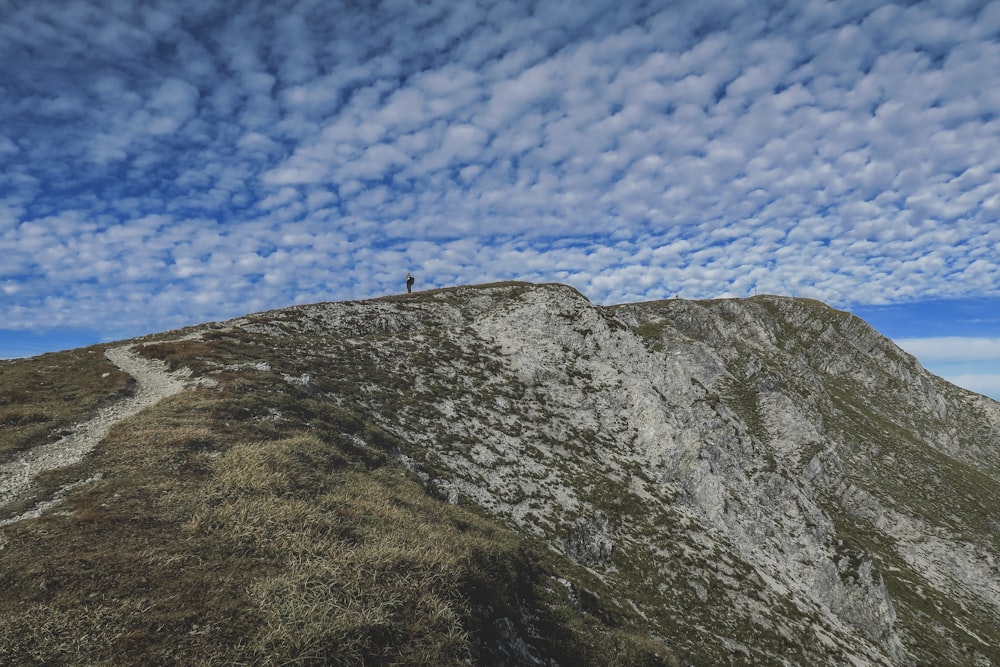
[0,380,508,665]
[183,433,529,665]
[221,472,501,665]
[0,385,261,666]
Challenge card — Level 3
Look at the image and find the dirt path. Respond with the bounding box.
[0,345,196,524]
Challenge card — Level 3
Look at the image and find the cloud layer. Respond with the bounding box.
[3,0,1000,335]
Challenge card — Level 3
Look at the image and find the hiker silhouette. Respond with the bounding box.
[405,273,415,293]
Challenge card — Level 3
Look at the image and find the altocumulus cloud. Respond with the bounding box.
[2,0,1000,344]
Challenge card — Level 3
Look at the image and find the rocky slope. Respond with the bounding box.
[220,281,1000,665]
[2,282,998,665]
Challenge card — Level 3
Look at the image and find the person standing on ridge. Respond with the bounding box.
[405,272,415,293]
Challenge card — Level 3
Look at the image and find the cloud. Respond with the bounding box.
[896,337,1000,364]
[2,0,1000,347]
[148,77,200,132]
[939,374,1000,401]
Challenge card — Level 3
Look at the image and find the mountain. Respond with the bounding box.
[1,282,998,666]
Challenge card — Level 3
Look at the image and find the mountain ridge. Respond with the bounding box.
[1,281,998,666]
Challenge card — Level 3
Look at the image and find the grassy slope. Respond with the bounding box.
[0,324,675,666]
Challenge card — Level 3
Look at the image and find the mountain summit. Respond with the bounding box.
[2,282,998,665]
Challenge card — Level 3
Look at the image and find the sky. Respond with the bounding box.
[2,0,1000,398]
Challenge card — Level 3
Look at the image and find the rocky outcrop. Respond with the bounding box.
[226,282,1000,666]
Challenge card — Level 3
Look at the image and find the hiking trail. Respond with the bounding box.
[0,345,199,526]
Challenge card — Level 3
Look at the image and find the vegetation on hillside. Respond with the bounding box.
[0,350,132,465]
[0,331,675,666]
[2,283,998,665]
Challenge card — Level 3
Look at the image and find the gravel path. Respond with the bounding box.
[0,345,193,523]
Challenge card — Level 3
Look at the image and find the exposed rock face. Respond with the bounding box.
[227,282,1000,665]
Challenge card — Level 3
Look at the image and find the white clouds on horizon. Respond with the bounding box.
[937,373,1000,401]
[895,336,1000,400]
[896,336,1000,364]
[2,0,1000,335]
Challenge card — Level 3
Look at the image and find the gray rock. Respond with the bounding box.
[225,282,1000,665]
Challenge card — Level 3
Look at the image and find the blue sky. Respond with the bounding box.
[3,0,1000,399]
